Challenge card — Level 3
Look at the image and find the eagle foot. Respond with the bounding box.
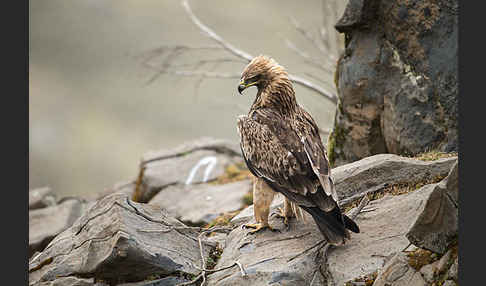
[272,207,292,228]
[242,223,279,234]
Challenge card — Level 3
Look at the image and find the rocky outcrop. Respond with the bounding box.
[29,193,210,285]
[149,180,252,226]
[332,153,457,201]
[329,0,458,166]
[28,138,459,286]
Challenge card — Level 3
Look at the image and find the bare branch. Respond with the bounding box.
[284,39,334,74]
[181,0,253,61]
[288,74,337,104]
[289,16,328,56]
[180,0,337,104]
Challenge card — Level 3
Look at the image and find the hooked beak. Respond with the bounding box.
[238,79,246,95]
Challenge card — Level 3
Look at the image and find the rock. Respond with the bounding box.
[447,256,458,281]
[326,185,436,285]
[29,198,88,257]
[149,180,252,226]
[139,137,243,202]
[419,261,438,283]
[231,195,286,225]
[331,154,457,201]
[436,249,453,274]
[207,205,327,286]
[442,280,456,286]
[372,252,427,286]
[29,187,56,210]
[117,277,190,286]
[89,181,135,202]
[406,161,458,254]
[35,276,96,286]
[222,178,437,286]
[329,0,458,166]
[29,193,211,285]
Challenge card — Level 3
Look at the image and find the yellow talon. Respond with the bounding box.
[242,223,276,233]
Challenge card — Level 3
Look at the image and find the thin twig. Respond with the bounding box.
[284,39,334,73]
[235,260,248,277]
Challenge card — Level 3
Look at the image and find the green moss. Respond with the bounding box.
[327,117,348,168]
[327,129,337,168]
[206,245,223,270]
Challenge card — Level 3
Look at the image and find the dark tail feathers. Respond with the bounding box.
[301,205,359,245]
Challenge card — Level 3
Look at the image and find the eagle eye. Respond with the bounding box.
[247,74,261,83]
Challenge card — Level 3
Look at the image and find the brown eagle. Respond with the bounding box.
[236,55,359,245]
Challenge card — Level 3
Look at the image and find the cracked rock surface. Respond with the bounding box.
[28,193,210,285]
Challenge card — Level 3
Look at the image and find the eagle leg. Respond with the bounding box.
[272,197,295,227]
[243,178,278,234]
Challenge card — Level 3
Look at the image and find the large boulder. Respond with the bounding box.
[29,193,211,285]
[149,180,252,226]
[406,161,458,254]
[329,0,458,166]
[211,179,438,285]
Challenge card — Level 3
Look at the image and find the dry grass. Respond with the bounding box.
[341,174,446,213]
[344,271,378,286]
[204,209,241,229]
[406,248,438,271]
[413,150,458,161]
[211,162,253,185]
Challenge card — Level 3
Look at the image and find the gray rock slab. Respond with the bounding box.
[28,193,211,285]
[332,154,457,201]
[207,208,326,286]
[149,180,252,225]
[29,187,56,210]
[406,161,458,254]
[117,277,190,286]
[35,276,96,286]
[372,252,427,286]
[29,198,87,257]
[326,185,436,285]
[141,138,243,201]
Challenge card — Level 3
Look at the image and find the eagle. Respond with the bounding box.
[236,55,359,245]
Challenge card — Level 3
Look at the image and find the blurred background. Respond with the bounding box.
[29,0,347,198]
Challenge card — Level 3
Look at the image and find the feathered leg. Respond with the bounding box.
[243,178,276,233]
[273,197,296,227]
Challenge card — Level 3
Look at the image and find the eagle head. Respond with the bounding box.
[238,55,288,95]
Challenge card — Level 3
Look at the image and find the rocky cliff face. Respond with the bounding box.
[328,0,458,167]
[29,138,459,286]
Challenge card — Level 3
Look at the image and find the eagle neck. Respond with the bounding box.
[250,77,297,117]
